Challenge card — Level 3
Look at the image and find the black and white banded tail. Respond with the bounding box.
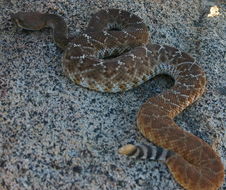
[118,144,174,162]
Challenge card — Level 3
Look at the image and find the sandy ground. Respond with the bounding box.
[0,0,225,190]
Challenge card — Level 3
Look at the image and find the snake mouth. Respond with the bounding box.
[12,18,21,27]
[10,13,24,28]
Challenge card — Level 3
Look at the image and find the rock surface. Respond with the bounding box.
[0,0,225,190]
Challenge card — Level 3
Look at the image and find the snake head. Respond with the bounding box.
[11,12,46,30]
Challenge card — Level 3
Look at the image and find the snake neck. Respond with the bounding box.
[45,14,69,50]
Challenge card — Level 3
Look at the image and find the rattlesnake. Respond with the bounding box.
[11,9,224,190]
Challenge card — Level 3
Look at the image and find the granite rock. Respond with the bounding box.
[0,0,225,190]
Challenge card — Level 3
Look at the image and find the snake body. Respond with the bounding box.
[11,9,224,190]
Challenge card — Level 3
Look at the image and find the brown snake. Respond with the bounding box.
[11,9,224,190]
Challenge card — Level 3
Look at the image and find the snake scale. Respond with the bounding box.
[11,9,224,190]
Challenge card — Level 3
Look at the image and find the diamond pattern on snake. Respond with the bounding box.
[11,9,224,190]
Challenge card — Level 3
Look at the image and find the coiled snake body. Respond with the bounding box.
[11,9,224,190]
